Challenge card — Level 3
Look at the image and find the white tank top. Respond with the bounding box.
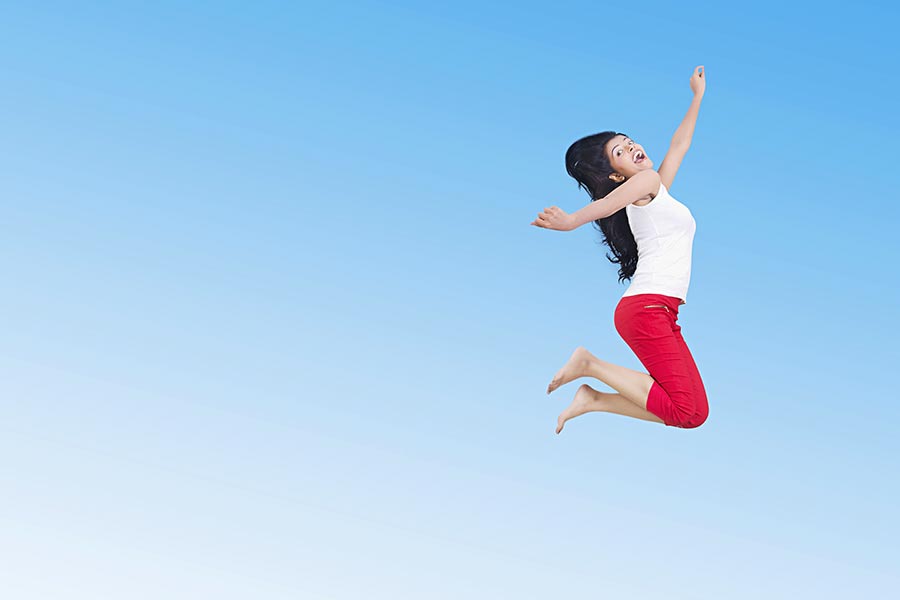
[621,180,696,305]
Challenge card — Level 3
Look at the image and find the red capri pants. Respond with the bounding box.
[613,293,709,429]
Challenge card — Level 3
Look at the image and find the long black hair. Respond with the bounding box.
[565,131,638,283]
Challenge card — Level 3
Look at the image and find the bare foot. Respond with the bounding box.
[547,346,594,394]
[556,384,602,434]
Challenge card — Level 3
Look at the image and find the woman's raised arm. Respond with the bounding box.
[672,66,705,147]
[659,66,705,189]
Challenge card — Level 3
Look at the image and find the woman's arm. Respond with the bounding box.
[569,169,661,227]
[671,92,703,148]
[531,170,659,231]
[658,66,705,189]
[658,95,701,189]
[672,66,705,147]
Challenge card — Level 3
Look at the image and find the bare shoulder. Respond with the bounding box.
[630,170,662,206]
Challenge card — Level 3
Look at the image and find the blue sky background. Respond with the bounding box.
[1,1,898,598]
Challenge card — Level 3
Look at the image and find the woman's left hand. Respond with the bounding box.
[531,206,575,231]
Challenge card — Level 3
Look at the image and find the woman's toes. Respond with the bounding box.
[547,375,561,394]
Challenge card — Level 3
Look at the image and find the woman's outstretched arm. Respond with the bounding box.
[568,169,661,226]
[658,65,706,190]
[531,169,660,231]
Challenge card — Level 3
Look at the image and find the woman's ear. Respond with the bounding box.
[608,173,625,183]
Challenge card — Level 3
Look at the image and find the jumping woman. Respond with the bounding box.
[531,65,709,434]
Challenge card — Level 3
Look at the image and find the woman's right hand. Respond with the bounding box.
[689,65,706,96]
[531,206,576,231]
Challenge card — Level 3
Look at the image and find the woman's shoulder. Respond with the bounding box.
[630,178,665,207]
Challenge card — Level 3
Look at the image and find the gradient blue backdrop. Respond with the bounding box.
[1,1,898,598]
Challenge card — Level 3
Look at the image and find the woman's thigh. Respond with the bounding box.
[614,295,700,425]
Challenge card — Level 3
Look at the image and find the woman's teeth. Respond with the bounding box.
[634,151,645,163]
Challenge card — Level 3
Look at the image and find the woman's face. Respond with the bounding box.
[606,134,653,179]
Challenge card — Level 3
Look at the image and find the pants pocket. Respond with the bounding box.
[643,304,670,312]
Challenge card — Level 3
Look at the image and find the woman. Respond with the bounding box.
[531,65,709,434]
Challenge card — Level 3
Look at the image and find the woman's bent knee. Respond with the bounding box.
[680,411,709,429]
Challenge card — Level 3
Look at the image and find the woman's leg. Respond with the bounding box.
[547,302,705,428]
[615,300,704,428]
[556,383,664,434]
[547,346,656,410]
[671,325,710,428]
